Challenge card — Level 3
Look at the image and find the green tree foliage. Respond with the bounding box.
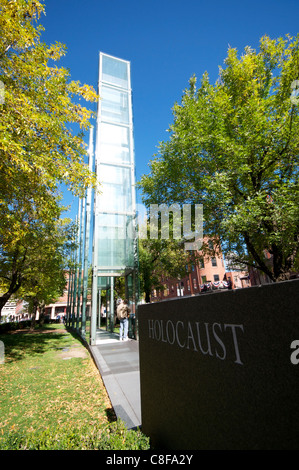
[0,0,98,314]
[139,35,299,282]
[18,219,74,328]
[0,198,74,319]
[0,0,98,197]
[139,238,190,303]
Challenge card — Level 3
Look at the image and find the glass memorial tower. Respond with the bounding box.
[90,53,139,345]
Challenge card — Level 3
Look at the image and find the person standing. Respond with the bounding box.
[116,299,131,341]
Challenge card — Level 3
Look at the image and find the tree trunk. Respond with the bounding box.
[39,302,46,328]
[30,298,39,331]
[243,232,276,282]
[143,268,152,303]
[0,274,22,322]
[145,289,151,303]
[0,248,26,321]
[0,293,12,322]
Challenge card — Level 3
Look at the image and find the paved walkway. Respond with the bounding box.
[89,329,141,430]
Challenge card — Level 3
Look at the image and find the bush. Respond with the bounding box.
[0,419,150,450]
[0,320,32,333]
[96,420,150,450]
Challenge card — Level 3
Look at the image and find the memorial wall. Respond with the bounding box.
[138,280,299,449]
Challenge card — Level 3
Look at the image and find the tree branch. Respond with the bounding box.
[243,231,275,281]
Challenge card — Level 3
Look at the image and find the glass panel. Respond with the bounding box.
[125,216,135,267]
[98,182,132,213]
[99,142,130,164]
[98,215,134,240]
[99,164,131,185]
[98,237,126,267]
[97,214,135,268]
[98,220,125,241]
[97,165,132,213]
[98,276,110,289]
[99,213,124,228]
[99,123,130,164]
[101,86,129,124]
[102,55,128,89]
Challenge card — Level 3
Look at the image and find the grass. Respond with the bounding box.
[0,323,149,450]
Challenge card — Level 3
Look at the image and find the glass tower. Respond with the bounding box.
[90,53,138,344]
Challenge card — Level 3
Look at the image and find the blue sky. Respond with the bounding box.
[40,0,299,219]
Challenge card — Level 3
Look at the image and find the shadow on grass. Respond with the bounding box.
[64,325,89,347]
[105,406,117,423]
[0,325,71,363]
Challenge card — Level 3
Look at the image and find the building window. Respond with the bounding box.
[201,275,207,284]
[212,257,217,267]
[199,259,204,268]
[214,274,220,282]
[208,240,214,250]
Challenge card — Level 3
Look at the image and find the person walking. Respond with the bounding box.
[116,299,131,341]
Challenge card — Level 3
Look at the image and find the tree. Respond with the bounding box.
[0,169,65,313]
[139,35,299,282]
[0,207,73,320]
[0,0,98,199]
[21,225,69,330]
[139,238,190,303]
[0,0,98,313]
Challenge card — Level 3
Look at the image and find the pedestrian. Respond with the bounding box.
[116,299,131,341]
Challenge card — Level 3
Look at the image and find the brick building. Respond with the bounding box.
[151,240,250,301]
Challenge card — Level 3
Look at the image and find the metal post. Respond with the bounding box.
[90,139,98,345]
[80,194,87,337]
[66,271,72,326]
[72,216,78,329]
[69,241,76,328]
[81,126,94,338]
[76,198,83,332]
[79,196,86,333]
[98,288,102,329]
[69,270,75,327]
[110,276,114,332]
[105,291,108,331]
[90,270,98,345]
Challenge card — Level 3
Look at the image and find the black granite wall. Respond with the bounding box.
[138,280,299,450]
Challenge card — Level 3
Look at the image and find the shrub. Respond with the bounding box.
[0,321,32,333]
[0,419,150,450]
[96,420,150,450]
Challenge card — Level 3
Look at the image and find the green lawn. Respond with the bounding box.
[0,323,149,450]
